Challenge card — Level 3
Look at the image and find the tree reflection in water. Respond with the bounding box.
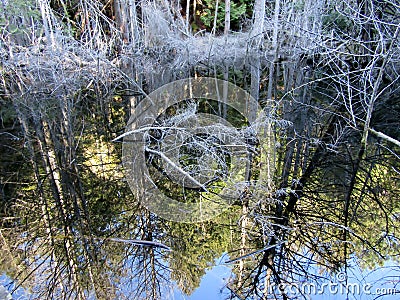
[0,64,399,299]
[1,0,400,298]
[1,84,399,299]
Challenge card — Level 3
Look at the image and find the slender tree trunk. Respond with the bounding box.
[115,0,140,46]
[224,0,231,35]
[129,0,140,47]
[222,68,228,119]
[38,0,56,47]
[238,206,248,288]
[186,0,190,33]
[212,0,219,36]
[267,0,280,100]
[251,0,266,40]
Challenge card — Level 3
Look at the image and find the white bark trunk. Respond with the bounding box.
[251,0,266,40]
[224,0,231,35]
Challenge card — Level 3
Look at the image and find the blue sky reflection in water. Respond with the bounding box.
[174,263,233,300]
[172,258,399,300]
[1,256,399,299]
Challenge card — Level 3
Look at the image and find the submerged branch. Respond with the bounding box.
[145,147,209,192]
[369,128,400,148]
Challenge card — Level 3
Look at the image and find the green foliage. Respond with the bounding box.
[167,209,239,295]
[322,9,354,34]
[0,99,16,125]
[0,0,40,38]
[0,0,38,18]
[198,0,248,32]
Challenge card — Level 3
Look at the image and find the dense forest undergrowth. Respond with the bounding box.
[0,0,400,299]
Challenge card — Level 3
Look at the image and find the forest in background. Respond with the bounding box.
[0,0,400,299]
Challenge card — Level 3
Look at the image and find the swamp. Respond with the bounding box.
[0,0,399,299]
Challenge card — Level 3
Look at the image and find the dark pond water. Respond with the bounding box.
[1,79,399,300]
